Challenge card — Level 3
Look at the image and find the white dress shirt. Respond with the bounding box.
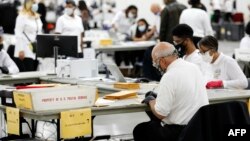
[55,14,84,53]
[153,13,161,35]
[111,11,135,34]
[210,53,248,89]
[240,36,250,49]
[183,50,212,81]
[155,59,209,125]
[223,0,234,13]
[180,8,214,38]
[14,14,43,59]
[0,50,19,74]
[212,0,222,10]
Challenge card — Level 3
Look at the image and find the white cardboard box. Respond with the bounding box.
[13,85,97,112]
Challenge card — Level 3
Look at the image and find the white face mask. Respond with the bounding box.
[201,51,213,63]
[31,3,38,12]
[128,12,135,19]
[138,25,146,32]
[65,8,74,16]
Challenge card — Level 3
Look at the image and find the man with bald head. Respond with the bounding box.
[133,42,208,141]
[150,3,162,36]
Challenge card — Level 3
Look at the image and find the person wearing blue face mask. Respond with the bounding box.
[130,19,155,42]
[14,0,43,72]
[198,36,248,89]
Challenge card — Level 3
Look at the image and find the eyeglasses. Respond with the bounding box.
[198,49,211,55]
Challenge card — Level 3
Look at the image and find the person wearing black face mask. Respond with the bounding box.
[0,27,19,74]
[172,24,209,76]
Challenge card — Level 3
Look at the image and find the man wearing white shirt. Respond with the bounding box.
[150,3,162,37]
[180,0,213,47]
[55,0,84,55]
[133,42,208,141]
[0,27,19,74]
[172,24,211,79]
[223,0,234,22]
[199,36,248,89]
[210,0,222,23]
[240,21,250,49]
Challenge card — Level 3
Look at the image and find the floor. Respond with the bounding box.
[93,41,241,140]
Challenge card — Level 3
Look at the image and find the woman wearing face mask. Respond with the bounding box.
[14,0,43,72]
[198,36,248,89]
[111,5,138,35]
[130,19,155,42]
[55,0,84,56]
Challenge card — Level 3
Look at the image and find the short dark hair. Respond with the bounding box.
[125,5,138,17]
[198,35,219,51]
[188,0,201,6]
[66,0,76,6]
[246,21,250,35]
[172,24,194,39]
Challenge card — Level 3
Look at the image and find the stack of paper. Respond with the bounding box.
[104,90,138,100]
[114,83,140,89]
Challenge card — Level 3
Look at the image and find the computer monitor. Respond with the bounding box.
[36,34,78,58]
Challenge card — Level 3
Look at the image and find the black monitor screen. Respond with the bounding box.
[36,34,78,58]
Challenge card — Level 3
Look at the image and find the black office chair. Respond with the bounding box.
[178,101,250,141]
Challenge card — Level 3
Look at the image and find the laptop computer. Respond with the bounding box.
[105,63,127,82]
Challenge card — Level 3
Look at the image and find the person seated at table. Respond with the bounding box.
[239,21,250,49]
[172,24,210,77]
[198,36,248,89]
[133,42,208,141]
[129,19,156,68]
[0,27,19,74]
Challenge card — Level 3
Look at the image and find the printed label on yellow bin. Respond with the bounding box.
[6,107,20,135]
[60,108,92,139]
[13,91,33,110]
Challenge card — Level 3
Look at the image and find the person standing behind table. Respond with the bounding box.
[159,0,186,43]
[223,0,234,22]
[240,21,250,49]
[180,0,214,48]
[14,0,43,72]
[133,42,208,141]
[210,0,222,23]
[111,5,138,66]
[198,36,248,89]
[55,0,84,57]
[0,27,19,74]
[150,3,162,38]
[111,5,138,36]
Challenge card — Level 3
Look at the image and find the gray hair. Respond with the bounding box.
[154,44,178,58]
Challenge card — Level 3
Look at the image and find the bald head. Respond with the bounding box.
[151,3,161,15]
[152,42,177,59]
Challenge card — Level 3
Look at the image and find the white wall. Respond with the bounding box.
[115,0,250,25]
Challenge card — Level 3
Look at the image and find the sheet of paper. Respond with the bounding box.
[6,107,20,135]
[61,108,92,139]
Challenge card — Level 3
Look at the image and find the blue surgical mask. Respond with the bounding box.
[138,25,146,32]
[31,3,38,12]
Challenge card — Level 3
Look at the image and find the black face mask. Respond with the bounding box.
[175,43,186,58]
[0,44,3,52]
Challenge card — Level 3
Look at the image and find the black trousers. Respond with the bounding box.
[213,10,221,23]
[133,120,185,141]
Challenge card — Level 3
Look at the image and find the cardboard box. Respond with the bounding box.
[13,86,97,111]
